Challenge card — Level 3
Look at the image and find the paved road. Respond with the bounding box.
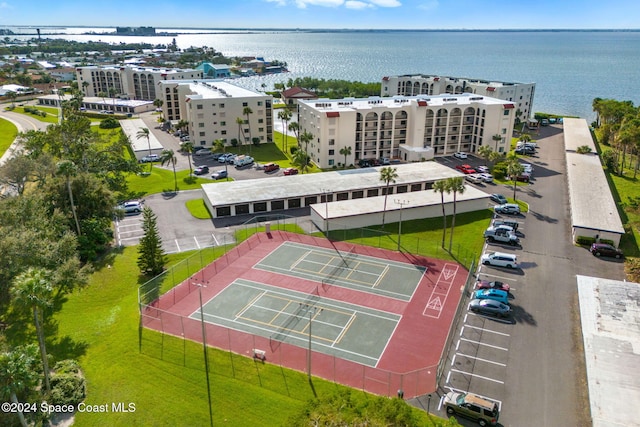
[424,125,625,426]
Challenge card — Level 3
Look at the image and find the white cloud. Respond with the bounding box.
[265,0,288,5]
[345,1,372,9]
[367,0,401,7]
[294,0,344,8]
[417,0,438,11]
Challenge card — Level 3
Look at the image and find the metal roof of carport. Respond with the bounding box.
[564,118,624,237]
[201,162,463,207]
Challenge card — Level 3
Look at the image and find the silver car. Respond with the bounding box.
[117,200,143,214]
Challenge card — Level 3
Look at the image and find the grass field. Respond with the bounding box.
[126,167,230,196]
[10,105,60,123]
[185,198,211,219]
[0,117,18,157]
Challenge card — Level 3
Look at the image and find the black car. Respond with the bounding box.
[194,166,209,175]
[590,243,623,259]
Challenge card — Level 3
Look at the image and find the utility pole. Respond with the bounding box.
[394,199,410,251]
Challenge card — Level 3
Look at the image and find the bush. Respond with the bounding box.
[600,238,615,246]
[601,149,617,172]
[576,236,596,246]
[492,161,508,180]
[49,360,86,407]
[290,146,298,155]
[99,117,121,129]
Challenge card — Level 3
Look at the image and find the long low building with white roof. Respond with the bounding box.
[201,162,488,224]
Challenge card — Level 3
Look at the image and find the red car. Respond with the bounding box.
[455,164,476,174]
[263,162,280,172]
[283,167,299,175]
[475,279,511,293]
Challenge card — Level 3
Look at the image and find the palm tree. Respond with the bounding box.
[506,155,525,201]
[300,130,314,153]
[519,133,531,143]
[182,141,194,175]
[236,117,246,152]
[0,345,39,427]
[6,90,17,107]
[446,176,465,252]
[278,108,292,152]
[477,145,493,168]
[10,268,54,393]
[243,106,254,154]
[288,121,300,149]
[339,146,352,168]
[213,139,229,181]
[492,134,502,151]
[56,160,81,236]
[160,149,178,191]
[488,150,504,167]
[292,149,310,174]
[136,127,152,173]
[433,179,450,248]
[176,119,189,135]
[379,166,398,229]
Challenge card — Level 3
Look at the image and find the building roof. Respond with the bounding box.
[564,118,624,235]
[282,86,317,99]
[202,162,463,207]
[166,80,267,100]
[120,119,164,152]
[577,275,640,427]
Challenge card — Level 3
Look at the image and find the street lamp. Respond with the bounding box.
[427,393,432,415]
[321,188,331,236]
[301,304,322,380]
[394,199,410,251]
[194,281,214,427]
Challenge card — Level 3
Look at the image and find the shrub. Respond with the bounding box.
[576,236,596,246]
[492,161,508,180]
[49,359,86,407]
[601,149,617,172]
[599,238,615,246]
[290,146,298,155]
[99,117,120,129]
[576,145,592,154]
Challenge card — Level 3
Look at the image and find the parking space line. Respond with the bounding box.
[466,311,514,324]
[455,352,507,367]
[194,236,201,249]
[175,239,181,252]
[459,337,508,351]
[450,368,504,384]
[463,324,510,337]
[211,233,219,246]
[476,273,518,283]
[119,236,143,242]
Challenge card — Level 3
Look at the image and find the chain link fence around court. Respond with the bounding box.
[140,303,438,399]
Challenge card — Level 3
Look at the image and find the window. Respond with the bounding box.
[221,121,226,126]
[253,202,267,212]
[257,101,263,106]
[337,192,349,201]
[197,104,203,110]
[396,185,408,193]
[242,102,248,107]
[199,131,206,137]
[352,191,364,199]
[271,200,285,210]
[219,103,224,108]
[258,118,264,123]
[328,149,335,155]
[328,159,334,166]
[216,206,231,217]
[329,139,335,146]
[411,183,422,191]
[221,131,226,135]
[198,123,204,128]
[504,110,510,116]
[235,204,249,215]
[367,189,379,197]
[288,198,301,208]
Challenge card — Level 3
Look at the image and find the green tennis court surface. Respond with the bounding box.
[190,279,401,367]
[254,242,426,301]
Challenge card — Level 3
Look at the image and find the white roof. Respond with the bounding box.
[120,119,164,152]
[202,162,463,207]
[564,119,624,235]
[181,80,267,100]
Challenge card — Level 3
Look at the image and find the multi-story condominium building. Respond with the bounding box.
[159,80,273,148]
[297,94,515,169]
[76,65,202,101]
[382,74,535,123]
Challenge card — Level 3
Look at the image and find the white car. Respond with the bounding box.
[117,200,143,214]
[481,251,518,269]
[476,165,490,173]
[453,152,468,159]
[465,173,483,184]
[479,173,494,183]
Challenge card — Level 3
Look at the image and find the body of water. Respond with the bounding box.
[11,28,640,120]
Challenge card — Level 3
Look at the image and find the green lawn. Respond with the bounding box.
[127,167,230,196]
[10,105,60,123]
[185,198,211,219]
[0,117,18,157]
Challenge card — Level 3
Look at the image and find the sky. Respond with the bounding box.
[1,0,639,30]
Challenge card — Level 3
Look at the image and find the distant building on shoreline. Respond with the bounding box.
[382,74,535,122]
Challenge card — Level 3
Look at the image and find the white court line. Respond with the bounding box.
[455,352,507,367]
[290,250,312,271]
[174,239,181,252]
[450,368,504,384]
[463,324,511,337]
[194,236,201,249]
[332,312,356,347]
[372,264,389,288]
[459,337,508,351]
[211,233,219,246]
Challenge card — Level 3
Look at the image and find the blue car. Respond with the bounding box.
[472,288,509,305]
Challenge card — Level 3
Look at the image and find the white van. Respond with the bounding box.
[481,252,518,269]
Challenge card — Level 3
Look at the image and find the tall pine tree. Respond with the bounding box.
[137,207,166,277]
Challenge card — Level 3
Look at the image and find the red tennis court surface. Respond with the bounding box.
[141,231,467,398]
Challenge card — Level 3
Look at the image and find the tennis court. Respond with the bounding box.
[254,242,425,301]
[190,278,400,367]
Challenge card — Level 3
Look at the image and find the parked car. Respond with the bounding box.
[481,251,518,269]
[455,164,476,174]
[484,225,520,246]
[217,153,230,163]
[358,159,371,168]
[476,165,490,173]
[283,167,299,175]
[465,173,483,184]
[140,154,160,163]
[590,243,623,259]
[443,391,500,426]
[194,149,211,157]
[475,279,511,293]
[515,146,535,155]
[379,157,391,165]
[511,172,531,182]
[225,154,238,164]
[469,298,512,318]
[541,118,550,126]
[264,162,280,172]
[490,193,507,205]
[117,200,143,214]
[211,170,228,180]
[494,203,521,215]
[193,166,209,175]
[492,219,519,232]
[453,152,468,159]
[478,173,494,183]
[234,155,255,167]
[473,289,510,305]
